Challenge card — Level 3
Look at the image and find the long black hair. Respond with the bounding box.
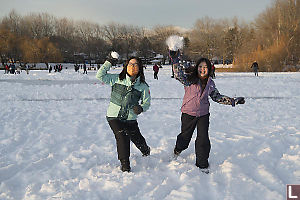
[186,57,212,84]
[119,57,146,83]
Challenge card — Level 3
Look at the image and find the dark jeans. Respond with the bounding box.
[175,113,210,166]
[108,119,149,160]
[154,71,158,79]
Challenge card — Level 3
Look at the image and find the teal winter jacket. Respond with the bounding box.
[96,61,151,121]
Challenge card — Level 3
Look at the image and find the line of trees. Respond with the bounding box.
[0,10,183,67]
[0,0,299,71]
[235,0,300,71]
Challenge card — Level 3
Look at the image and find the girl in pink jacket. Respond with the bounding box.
[170,51,245,173]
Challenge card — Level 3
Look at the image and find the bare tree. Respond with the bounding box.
[0,26,11,65]
[101,23,145,59]
[187,17,229,61]
[148,25,182,64]
[74,20,109,63]
[23,13,55,39]
[137,36,153,61]
[235,0,300,71]
[1,10,21,35]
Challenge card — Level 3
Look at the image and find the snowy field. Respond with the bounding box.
[0,65,299,200]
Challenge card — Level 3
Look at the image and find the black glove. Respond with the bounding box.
[133,105,143,115]
[169,50,179,59]
[235,97,245,105]
[184,66,195,74]
[107,51,119,66]
[169,50,180,64]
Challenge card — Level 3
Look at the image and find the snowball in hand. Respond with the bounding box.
[166,35,184,51]
[111,51,120,59]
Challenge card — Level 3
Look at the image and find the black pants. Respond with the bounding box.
[108,119,148,160]
[154,72,158,79]
[175,113,210,165]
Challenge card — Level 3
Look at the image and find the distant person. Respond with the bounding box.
[26,65,30,74]
[83,63,87,74]
[5,64,9,74]
[211,63,216,79]
[58,64,62,72]
[251,61,259,76]
[10,64,15,74]
[153,63,159,80]
[16,66,21,74]
[74,64,79,72]
[49,65,52,73]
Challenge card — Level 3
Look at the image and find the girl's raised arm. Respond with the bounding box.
[96,61,119,86]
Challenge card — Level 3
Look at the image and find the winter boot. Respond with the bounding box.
[196,159,209,174]
[120,158,131,172]
[173,148,182,159]
[174,148,182,156]
[142,146,150,157]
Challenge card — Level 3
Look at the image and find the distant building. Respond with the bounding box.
[150,54,164,64]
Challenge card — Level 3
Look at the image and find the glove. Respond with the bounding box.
[235,97,245,105]
[231,97,245,107]
[132,105,143,115]
[107,51,119,66]
[184,66,195,74]
[169,50,179,59]
[169,50,180,65]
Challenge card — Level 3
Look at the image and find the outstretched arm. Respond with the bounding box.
[210,87,234,106]
[209,84,245,106]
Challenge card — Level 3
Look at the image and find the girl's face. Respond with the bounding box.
[127,59,139,76]
[198,61,208,78]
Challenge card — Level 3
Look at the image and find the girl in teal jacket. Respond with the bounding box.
[96,56,151,172]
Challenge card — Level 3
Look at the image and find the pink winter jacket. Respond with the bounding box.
[173,65,234,117]
[181,78,215,117]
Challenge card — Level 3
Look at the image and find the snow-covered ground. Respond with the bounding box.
[0,65,299,200]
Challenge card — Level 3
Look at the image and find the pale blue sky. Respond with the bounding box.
[0,0,273,28]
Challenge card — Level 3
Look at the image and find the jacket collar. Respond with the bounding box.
[126,74,140,85]
[196,76,212,85]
